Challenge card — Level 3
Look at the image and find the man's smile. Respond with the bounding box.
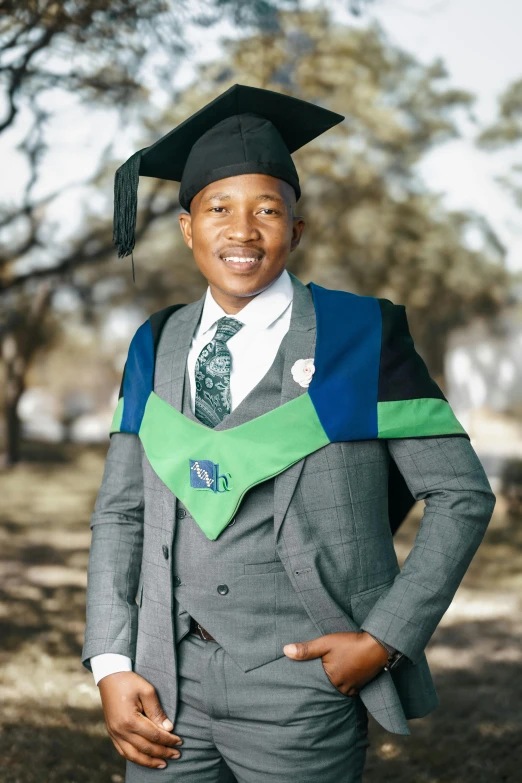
[218,246,265,271]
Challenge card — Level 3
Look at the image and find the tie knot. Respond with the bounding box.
[214,316,243,343]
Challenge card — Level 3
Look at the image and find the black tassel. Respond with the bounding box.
[113,149,144,261]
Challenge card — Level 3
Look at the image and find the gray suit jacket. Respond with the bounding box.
[81,273,496,735]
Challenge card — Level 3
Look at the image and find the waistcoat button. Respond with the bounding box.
[173,575,181,586]
[227,518,236,527]
[216,584,229,595]
[176,508,186,519]
[162,544,169,560]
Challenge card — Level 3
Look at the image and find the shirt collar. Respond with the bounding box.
[198,268,294,336]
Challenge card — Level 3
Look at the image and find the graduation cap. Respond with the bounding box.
[113,83,345,279]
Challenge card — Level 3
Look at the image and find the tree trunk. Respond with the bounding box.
[1,334,25,466]
[0,281,52,468]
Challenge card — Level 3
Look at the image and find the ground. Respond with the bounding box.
[0,441,521,782]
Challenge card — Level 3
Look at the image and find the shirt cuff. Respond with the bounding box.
[90,653,133,685]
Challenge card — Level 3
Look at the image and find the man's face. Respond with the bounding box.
[178,173,305,302]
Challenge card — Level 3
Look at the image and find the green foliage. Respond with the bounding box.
[476,78,522,211]
[476,78,522,150]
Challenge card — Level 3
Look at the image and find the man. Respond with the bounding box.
[81,84,496,782]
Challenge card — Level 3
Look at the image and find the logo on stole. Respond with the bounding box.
[189,459,231,492]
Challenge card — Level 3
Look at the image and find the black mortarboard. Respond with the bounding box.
[113,84,344,277]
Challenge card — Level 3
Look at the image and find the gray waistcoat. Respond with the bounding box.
[172,330,320,672]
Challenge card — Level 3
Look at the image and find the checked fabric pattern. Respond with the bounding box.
[194,316,244,427]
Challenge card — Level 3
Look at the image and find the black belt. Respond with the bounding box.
[189,616,217,641]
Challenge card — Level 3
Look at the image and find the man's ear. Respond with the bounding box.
[178,211,193,249]
[290,215,305,252]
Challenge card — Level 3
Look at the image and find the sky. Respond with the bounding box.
[2,0,522,273]
[346,0,522,271]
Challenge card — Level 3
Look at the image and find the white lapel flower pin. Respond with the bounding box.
[291,358,315,387]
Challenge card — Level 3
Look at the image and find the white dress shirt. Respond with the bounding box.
[90,269,294,685]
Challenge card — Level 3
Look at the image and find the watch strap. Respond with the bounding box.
[383,651,405,671]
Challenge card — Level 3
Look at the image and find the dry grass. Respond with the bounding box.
[0,441,521,782]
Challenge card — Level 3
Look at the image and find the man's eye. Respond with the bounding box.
[209,206,226,212]
[259,208,277,215]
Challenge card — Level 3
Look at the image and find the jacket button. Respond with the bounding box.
[162,545,169,560]
[176,508,186,519]
[173,575,181,586]
[216,584,229,595]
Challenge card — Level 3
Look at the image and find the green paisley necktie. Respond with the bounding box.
[194,316,244,427]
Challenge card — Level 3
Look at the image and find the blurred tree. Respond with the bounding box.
[150,9,509,382]
[476,77,522,211]
[0,0,310,282]
[4,0,378,463]
[0,0,374,465]
[0,3,512,465]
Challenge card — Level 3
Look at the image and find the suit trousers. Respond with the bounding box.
[125,631,370,783]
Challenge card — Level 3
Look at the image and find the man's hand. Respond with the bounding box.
[98,672,183,769]
[283,631,389,696]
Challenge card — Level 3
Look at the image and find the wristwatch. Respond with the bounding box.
[366,632,405,671]
[383,649,405,672]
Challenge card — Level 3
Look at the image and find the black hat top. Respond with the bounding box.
[113,84,344,272]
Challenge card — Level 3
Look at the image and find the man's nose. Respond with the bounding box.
[225,211,261,240]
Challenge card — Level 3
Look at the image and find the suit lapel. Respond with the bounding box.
[273,273,316,545]
[154,293,205,411]
[152,294,206,538]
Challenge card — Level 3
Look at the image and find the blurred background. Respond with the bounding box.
[1,1,521,781]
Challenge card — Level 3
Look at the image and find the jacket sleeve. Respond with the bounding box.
[360,304,496,664]
[81,430,144,672]
[360,434,496,665]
